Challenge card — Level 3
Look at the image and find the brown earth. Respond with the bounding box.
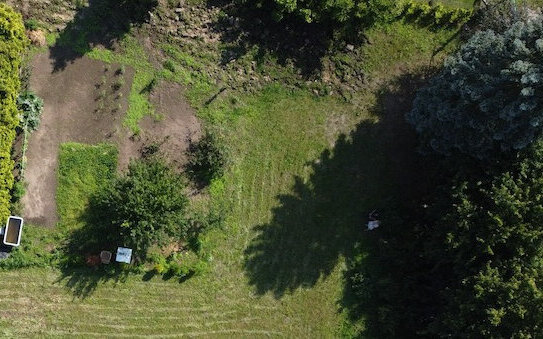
[22,49,200,227]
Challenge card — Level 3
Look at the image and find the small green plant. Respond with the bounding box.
[116,66,125,75]
[17,92,44,132]
[163,59,176,73]
[73,0,85,9]
[187,130,229,185]
[24,19,39,31]
[112,77,125,90]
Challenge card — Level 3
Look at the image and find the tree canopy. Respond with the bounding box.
[430,141,543,337]
[407,18,543,159]
[93,159,188,261]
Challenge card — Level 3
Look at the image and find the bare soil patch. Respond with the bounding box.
[22,49,200,227]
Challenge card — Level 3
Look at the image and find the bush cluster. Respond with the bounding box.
[400,1,472,27]
[149,251,209,279]
[238,0,398,27]
[0,4,28,222]
[90,158,189,262]
[187,130,229,186]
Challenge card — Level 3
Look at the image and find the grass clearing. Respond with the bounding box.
[1,5,465,335]
[57,143,117,231]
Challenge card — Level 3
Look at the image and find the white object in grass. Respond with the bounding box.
[116,247,133,264]
[367,220,380,231]
[3,216,23,247]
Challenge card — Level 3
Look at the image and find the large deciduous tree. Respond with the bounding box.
[407,18,543,159]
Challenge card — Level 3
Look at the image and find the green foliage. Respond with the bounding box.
[23,18,39,31]
[93,159,188,261]
[240,0,399,27]
[17,91,44,132]
[430,142,543,337]
[187,130,229,185]
[0,4,28,223]
[400,1,472,27]
[0,224,60,270]
[408,18,543,159]
[57,143,118,231]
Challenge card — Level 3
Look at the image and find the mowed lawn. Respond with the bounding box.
[0,21,461,336]
[0,92,351,337]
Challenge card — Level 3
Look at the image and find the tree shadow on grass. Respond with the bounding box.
[243,70,444,317]
[55,196,128,299]
[55,266,130,299]
[49,0,156,72]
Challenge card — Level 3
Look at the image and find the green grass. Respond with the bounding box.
[57,143,117,231]
[0,10,464,337]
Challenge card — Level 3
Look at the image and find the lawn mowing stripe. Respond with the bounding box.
[45,329,284,338]
[49,317,261,330]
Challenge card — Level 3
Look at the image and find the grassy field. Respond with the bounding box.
[0,5,463,337]
[57,143,118,231]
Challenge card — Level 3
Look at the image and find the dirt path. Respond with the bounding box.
[23,50,200,227]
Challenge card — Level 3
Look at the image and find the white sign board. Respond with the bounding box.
[116,247,132,264]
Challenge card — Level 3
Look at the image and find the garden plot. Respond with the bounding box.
[22,48,200,227]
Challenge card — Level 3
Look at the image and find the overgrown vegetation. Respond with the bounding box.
[240,0,398,27]
[400,0,472,27]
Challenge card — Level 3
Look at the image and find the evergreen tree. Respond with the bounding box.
[408,18,543,159]
[431,141,543,337]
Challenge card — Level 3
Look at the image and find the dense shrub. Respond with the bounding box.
[400,1,472,27]
[187,130,229,185]
[407,18,543,159]
[23,18,39,31]
[0,4,28,222]
[239,0,398,27]
[92,158,188,261]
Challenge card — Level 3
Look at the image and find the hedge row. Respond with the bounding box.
[0,4,28,222]
[400,1,472,27]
